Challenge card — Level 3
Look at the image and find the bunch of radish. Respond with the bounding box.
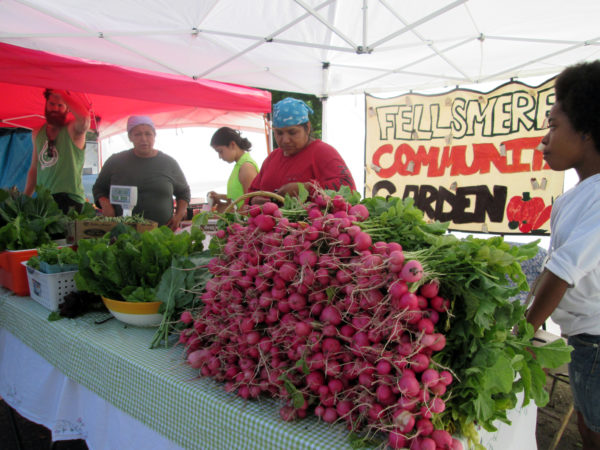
[179,192,462,449]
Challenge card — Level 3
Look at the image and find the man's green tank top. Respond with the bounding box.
[35,125,86,203]
[227,152,258,200]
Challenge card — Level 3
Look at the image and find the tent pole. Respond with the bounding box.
[321,97,328,141]
[263,114,272,154]
[321,60,330,141]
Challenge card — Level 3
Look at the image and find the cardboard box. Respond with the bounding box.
[66,220,158,244]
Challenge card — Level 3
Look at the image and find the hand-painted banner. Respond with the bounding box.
[365,78,563,235]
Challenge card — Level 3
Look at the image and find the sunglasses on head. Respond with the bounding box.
[46,139,56,158]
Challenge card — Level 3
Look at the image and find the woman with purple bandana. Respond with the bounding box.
[249,97,355,205]
[92,115,191,230]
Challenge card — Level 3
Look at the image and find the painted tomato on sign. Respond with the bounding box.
[506,192,552,233]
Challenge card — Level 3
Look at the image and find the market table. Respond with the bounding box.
[0,289,538,449]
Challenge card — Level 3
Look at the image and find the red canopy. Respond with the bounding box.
[0,42,271,137]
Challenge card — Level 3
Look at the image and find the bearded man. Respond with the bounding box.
[24,89,91,213]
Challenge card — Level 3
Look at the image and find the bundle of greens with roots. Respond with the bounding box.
[179,185,571,449]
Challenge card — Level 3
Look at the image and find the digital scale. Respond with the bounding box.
[109,185,138,216]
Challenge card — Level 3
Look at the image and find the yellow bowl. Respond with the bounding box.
[102,296,163,327]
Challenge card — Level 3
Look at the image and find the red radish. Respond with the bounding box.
[427,309,440,324]
[416,418,434,436]
[451,438,464,450]
[340,324,355,338]
[368,403,385,422]
[416,295,428,310]
[419,437,436,450]
[397,292,419,310]
[308,207,323,220]
[321,407,338,423]
[429,397,446,414]
[393,409,415,433]
[328,378,344,394]
[321,324,337,336]
[429,333,446,351]
[314,405,325,417]
[254,214,276,232]
[417,317,435,334]
[279,405,297,421]
[398,374,420,397]
[396,396,418,412]
[320,305,342,325]
[354,231,372,251]
[332,195,347,211]
[288,293,307,311]
[410,353,429,373]
[336,400,353,418]
[322,337,341,354]
[421,368,439,387]
[298,250,318,266]
[294,321,311,337]
[389,250,405,266]
[389,280,409,300]
[439,370,453,386]
[306,371,325,391]
[372,241,388,255]
[419,280,439,298]
[261,201,279,215]
[376,384,395,405]
[348,204,369,221]
[388,430,407,449]
[401,260,424,283]
[180,310,193,324]
[187,349,208,368]
[246,331,260,345]
[429,382,447,396]
[376,359,392,375]
[431,429,453,448]
[279,262,297,282]
[430,295,450,313]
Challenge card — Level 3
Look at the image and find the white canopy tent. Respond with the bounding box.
[1,0,598,96]
[1,0,598,195]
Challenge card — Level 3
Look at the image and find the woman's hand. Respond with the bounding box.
[98,197,116,217]
[166,215,183,231]
[168,199,188,231]
[249,195,271,206]
[276,183,301,197]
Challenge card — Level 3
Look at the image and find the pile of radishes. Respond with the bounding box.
[179,192,463,449]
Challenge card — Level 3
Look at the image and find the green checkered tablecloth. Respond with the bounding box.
[0,289,358,449]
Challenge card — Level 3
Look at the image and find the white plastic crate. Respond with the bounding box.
[22,262,78,311]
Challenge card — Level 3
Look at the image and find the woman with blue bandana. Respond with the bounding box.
[249,97,355,204]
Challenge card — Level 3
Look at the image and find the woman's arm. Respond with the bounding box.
[92,157,115,210]
[313,143,356,190]
[169,159,191,229]
[525,269,569,332]
[238,162,258,194]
